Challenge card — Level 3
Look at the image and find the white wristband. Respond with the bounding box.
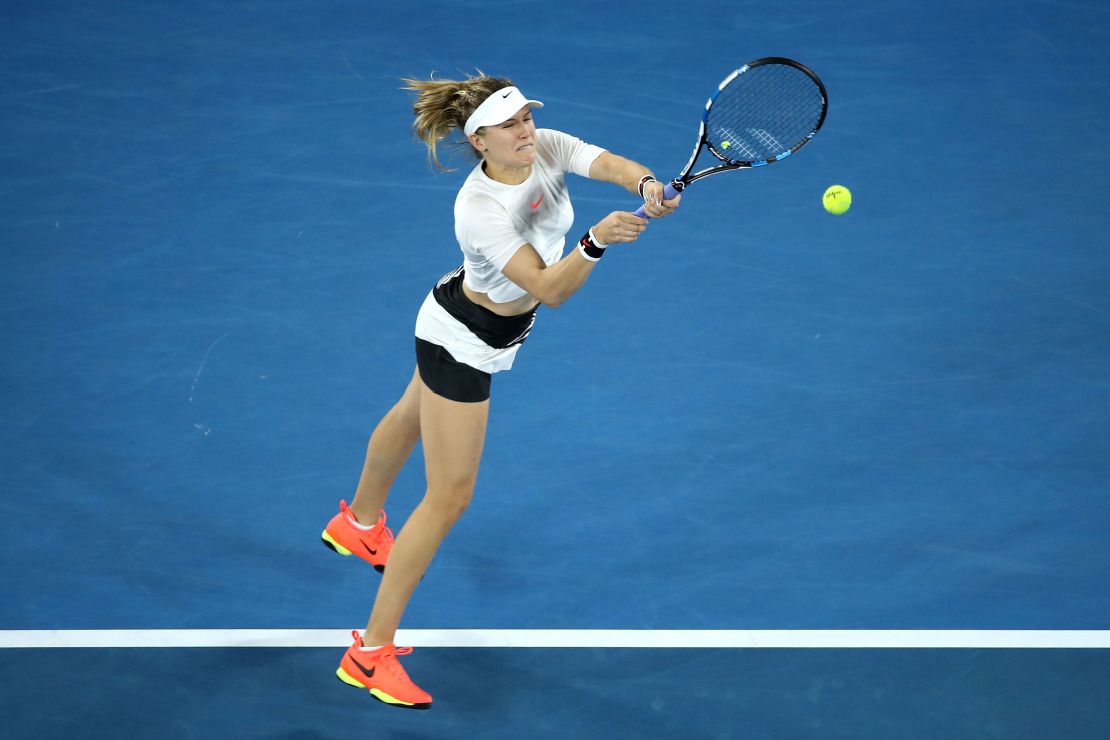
[577,229,607,262]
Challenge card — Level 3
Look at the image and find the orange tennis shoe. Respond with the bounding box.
[336,631,432,710]
[320,500,393,573]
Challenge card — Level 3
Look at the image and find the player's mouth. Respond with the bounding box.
[516,142,534,152]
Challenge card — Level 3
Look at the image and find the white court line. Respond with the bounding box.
[2,630,1110,649]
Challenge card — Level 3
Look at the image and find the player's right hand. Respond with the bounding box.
[593,211,648,245]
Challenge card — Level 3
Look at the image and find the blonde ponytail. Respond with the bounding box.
[401,73,514,171]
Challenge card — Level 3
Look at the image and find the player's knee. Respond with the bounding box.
[424,483,474,522]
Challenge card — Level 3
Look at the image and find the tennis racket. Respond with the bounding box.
[634,57,827,218]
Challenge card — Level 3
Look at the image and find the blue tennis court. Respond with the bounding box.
[3,1,1109,737]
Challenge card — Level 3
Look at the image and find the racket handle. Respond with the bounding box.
[632,181,681,219]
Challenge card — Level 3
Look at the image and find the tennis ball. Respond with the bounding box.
[720,141,731,150]
[823,184,851,215]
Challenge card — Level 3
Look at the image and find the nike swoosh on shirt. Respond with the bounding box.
[530,194,544,209]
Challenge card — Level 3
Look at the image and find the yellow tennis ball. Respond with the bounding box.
[721,141,731,150]
[823,184,851,215]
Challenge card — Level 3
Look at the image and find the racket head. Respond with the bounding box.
[702,57,828,169]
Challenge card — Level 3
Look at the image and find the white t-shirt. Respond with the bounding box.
[453,128,606,303]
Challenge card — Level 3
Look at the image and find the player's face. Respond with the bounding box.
[473,106,537,172]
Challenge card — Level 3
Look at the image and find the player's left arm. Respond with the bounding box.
[588,152,680,219]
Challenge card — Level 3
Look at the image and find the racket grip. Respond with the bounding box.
[632,181,681,219]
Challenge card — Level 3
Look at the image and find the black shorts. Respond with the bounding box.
[413,268,538,403]
[415,337,492,403]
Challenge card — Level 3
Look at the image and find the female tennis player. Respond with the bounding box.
[320,73,680,709]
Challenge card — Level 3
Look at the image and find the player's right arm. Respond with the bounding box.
[500,211,647,309]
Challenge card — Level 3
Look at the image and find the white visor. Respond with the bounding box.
[463,86,544,136]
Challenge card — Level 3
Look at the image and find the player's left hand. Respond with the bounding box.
[642,179,681,219]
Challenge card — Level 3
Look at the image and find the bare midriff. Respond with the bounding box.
[462,283,540,318]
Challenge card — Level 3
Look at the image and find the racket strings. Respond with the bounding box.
[707,63,824,164]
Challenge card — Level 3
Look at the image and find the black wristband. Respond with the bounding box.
[637,175,657,199]
[578,230,606,262]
